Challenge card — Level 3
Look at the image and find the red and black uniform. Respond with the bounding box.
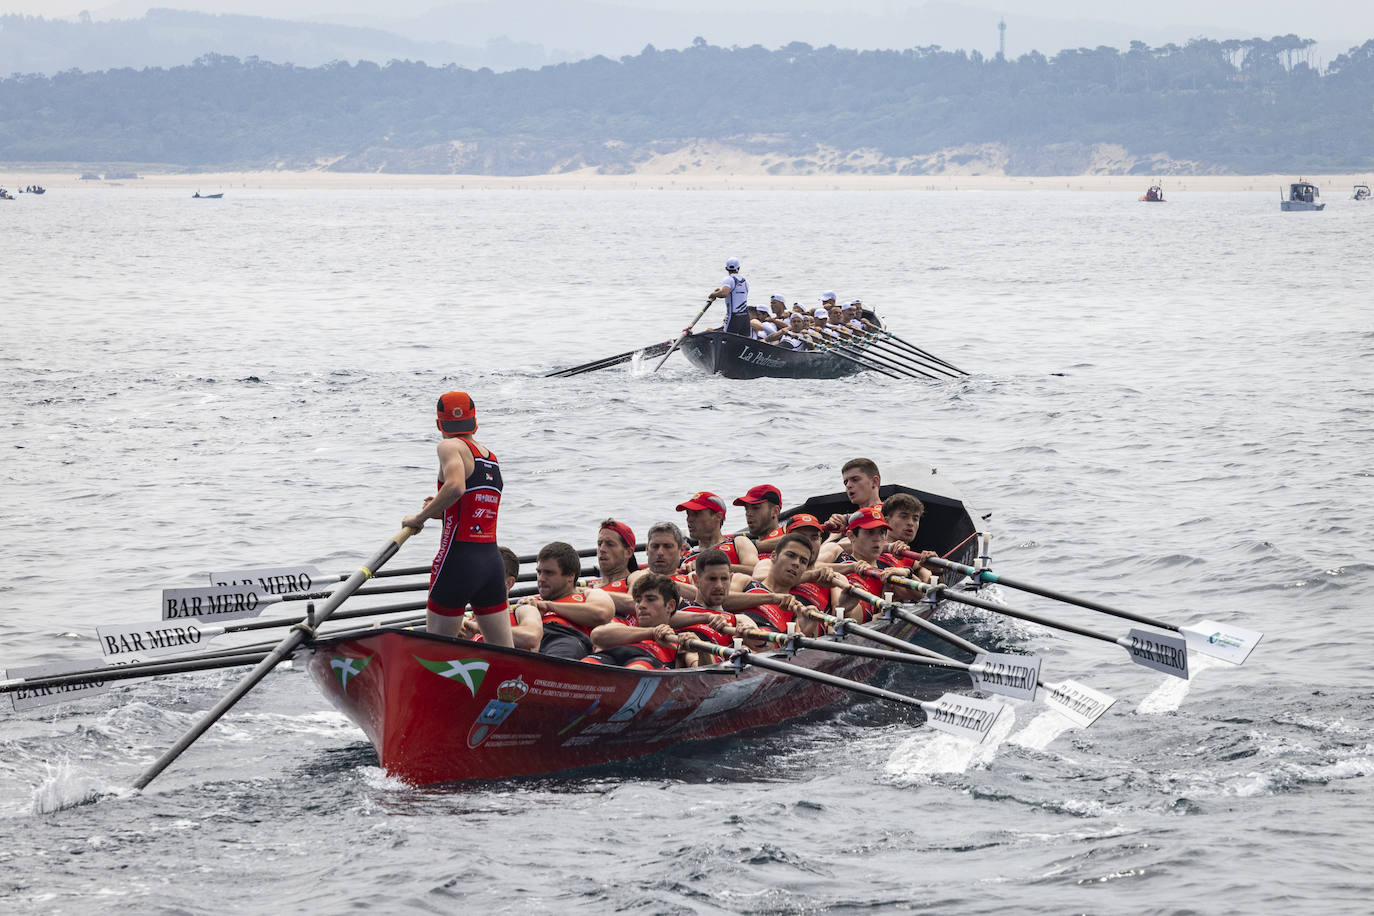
[429,440,506,617]
[754,525,787,561]
[581,637,677,670]
[538,593,600,660]
[737,579,834,632]
[681,538,744,571]
[673,602,734,646]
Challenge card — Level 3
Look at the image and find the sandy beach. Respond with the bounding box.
[3,167,1370,192]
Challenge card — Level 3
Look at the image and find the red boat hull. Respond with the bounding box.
[306,617,931,785]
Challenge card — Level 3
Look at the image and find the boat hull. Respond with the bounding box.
[1280,201,1325,211]
[306,472,983,784]
[680,330,865,379]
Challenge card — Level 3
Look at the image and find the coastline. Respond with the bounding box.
[3,168,1370,192]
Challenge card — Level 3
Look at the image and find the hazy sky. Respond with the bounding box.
[5,0,1369,44]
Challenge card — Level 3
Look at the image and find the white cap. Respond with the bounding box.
[725,257,741,271]
[770,293,785,303]
[820,291,837,302]
[848,298,863,307]
[813,308,829,319]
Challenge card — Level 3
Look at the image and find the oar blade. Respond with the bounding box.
[923,692,1006,743]
[96,620,224,661]
[161,583,275,622]
[969,652,1041,701]
[1120,628,1190,680]
[1042,679,1115,728]
[1179,619,1263,665]
[5,659,113,710]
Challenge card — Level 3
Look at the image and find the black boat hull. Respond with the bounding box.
[681,330,865,379]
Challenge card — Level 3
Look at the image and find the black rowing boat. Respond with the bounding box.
[681,330,865,380]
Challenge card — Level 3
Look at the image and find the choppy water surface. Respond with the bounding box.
[2,187,1372,913]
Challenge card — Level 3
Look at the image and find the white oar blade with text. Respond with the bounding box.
[5,659,113,711]
[206,564,323,593]
[1041,679,1116,728]
[923,692,1007,743]
[97,620,227,661]
[1118,627,1190,680]
[1179,619,1263,665]
[968,652,1041,702]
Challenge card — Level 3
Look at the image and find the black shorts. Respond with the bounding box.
[581,644,668,669]
[429,540,507,617]
[539,622,594,660]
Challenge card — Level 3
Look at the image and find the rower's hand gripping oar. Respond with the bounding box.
[676,636,1008,743]
[824,584,1116,728]
[652,299,716,373]
[132,527,416,791]
[912,554,1263,665]
[888,572,1191,681]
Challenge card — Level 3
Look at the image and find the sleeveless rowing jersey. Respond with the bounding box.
[588,576,629,593]
[721,273,749,321]
[439,439,502,543]
[680,538,743,571]
[541,592,596,636]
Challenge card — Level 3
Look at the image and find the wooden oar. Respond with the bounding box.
[133,527,416,790]
[913,554,1263,665]
[545,339,675,378]
[653,300,716,373]
[887,573,1190,680]
[676,636,1007,743]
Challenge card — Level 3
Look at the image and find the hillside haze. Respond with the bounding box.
[2,37,1372,176]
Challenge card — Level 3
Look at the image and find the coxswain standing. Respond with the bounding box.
[707,257,751,336]
[403,392,513,647]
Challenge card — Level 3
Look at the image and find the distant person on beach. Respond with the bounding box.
[402,391,514,647]
[707,257,751,335]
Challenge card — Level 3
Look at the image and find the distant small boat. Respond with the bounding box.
[0,189,13,200]
[1281,180,1324,211]
[1139,184,1165,202]
[192,192,224,199]
[1353,184,1371,201]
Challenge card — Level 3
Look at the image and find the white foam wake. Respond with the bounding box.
[883,701,1016,783]
[1137,652,1228,714]
[30,759,128,815]
[1008,708,1078,750]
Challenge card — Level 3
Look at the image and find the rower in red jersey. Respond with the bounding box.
[517,541,615,660]
[584,574,699,669]
[677,491,759,574]
[879,492,936,589]
[460,545,543,650]
[752,513,826,579]
[820,457,885,558]
[735,532,844,638]
[402,391,513,648]
[734,484,785,557]
[586,518,640,620]
[836,506,905,623]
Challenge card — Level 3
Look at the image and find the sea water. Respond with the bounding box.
[1,186,1372,913]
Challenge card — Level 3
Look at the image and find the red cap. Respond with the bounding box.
[733,484,781,507]
[599,519,638,572]
[436,391,477,435]
[676,491,727,516]
[785,513,824,532]
[847,506,889,532]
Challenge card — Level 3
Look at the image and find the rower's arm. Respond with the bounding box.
[590,621,654,650]
[510,605,544,651]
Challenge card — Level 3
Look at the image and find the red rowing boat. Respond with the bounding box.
[306,471,984,784]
